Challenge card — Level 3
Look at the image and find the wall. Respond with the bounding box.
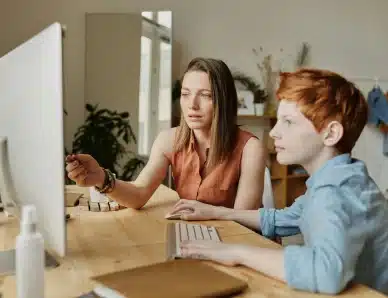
[1,0,387,191]
[85,13,142,154]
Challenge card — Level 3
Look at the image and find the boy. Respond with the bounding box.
[167,68,388,295]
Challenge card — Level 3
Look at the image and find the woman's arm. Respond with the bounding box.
[103,129,174,209]
[233,137,267,210]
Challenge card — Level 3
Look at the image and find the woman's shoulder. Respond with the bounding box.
[237,128,266,154]
[158,127,178,139]
[156,127,178,160]
[157,127,177,148]
[237,127,260,144]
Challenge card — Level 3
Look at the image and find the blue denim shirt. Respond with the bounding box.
[260,154,388,295]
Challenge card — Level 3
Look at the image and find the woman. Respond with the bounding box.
[66,57,267,210]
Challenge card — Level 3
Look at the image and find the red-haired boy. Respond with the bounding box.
[168,68,388,295]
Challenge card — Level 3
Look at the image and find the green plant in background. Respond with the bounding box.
[67,104,145,183]
[233,72,267,103]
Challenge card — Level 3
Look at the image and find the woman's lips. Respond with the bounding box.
[275,146,285,152]
[188,115,202,121]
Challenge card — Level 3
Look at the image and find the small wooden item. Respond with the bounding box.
[108,201,119,211]
[99,202,109,212]
[89,202,100,212]
[76,199,122,212]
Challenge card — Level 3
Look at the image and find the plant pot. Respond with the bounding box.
[254,103,266,116]
[89,187,109,203]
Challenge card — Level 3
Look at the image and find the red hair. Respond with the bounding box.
[276,68,368,153]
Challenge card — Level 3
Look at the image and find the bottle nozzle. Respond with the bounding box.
[22,205,37,225]
[21,205,38,233]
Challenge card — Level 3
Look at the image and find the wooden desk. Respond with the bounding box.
[0,185,385,297]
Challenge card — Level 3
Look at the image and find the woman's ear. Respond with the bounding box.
[322,121,343,147]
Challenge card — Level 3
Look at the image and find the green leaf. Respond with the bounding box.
[85,103,96,113]
[120,112,129,118]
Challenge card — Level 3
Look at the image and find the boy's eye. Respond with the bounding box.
[284,119,292,125]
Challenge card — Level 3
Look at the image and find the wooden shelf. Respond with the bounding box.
[238,115,276,120]
[271,174,309,180]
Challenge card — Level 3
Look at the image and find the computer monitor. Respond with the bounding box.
[0,22,66,270]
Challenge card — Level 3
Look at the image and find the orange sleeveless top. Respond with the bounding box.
[167,128,256,208]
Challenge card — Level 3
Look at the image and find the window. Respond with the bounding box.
[138,11,172,156]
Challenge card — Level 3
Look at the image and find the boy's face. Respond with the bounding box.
[269,100,326,167]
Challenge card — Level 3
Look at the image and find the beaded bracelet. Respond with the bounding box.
[95,168,116,194]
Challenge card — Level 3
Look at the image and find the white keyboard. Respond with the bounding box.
[166,222,221,260]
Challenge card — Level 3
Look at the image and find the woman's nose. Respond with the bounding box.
[189,95,200,110]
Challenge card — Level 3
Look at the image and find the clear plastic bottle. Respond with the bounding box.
[16,204,44,298]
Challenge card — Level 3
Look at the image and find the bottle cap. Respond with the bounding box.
[21,204,37,226]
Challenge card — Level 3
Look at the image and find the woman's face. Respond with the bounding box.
[180,71,214,131]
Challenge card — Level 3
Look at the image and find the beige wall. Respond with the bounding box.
[1,0,388,191]
[85,13,141,154]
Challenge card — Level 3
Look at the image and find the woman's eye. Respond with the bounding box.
[201,93,211,99]
[181,93,189,97]
[284,119,292,125]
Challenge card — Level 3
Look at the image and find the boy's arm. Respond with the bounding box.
[258,195,306,238]
[283,186,367,294]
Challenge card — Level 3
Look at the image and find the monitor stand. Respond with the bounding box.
[0,249,59,276]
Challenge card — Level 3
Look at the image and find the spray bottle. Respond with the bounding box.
[16,204,44,298]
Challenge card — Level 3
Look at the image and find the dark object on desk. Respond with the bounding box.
[76,292,99,298]
[0,249,59,276]
[91,259,248,298]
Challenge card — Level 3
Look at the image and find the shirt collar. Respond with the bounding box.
[189,130,195,151]
[306,153,351,188]
[189,130,210,153]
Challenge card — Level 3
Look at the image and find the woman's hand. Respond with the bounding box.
[165,199,222,221]
[180,240,242,266]
[65,154,105,187]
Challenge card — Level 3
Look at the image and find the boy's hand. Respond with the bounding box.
[180,240,242,266]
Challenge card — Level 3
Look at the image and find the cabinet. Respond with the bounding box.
[238,115,309,209]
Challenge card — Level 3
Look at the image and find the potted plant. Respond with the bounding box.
[66,103,145,184]
[233,72,267,116]
[253,87,267,116]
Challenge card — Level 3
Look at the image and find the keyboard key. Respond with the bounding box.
[207,226,220,241]
[180,223,189,241]
[201,225,211,240]
[194,225,203,240]
[187,224,196,240]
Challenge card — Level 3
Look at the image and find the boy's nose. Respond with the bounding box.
[269,123,280,139]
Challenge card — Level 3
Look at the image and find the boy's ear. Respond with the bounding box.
[322,121,343,147]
